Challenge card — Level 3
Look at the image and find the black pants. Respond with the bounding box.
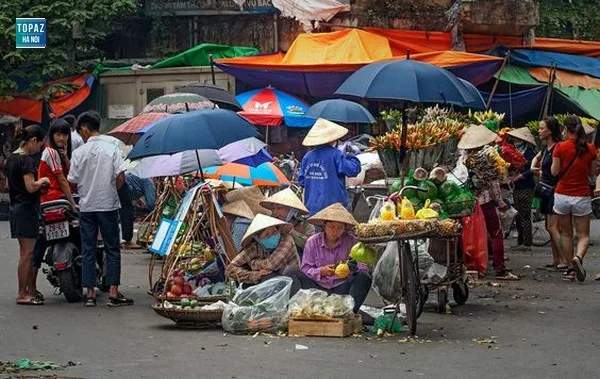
[283,267,372,313]
[118,183,134,242]
[513,188,534,247]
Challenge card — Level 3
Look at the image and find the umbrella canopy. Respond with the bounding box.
[334,59,485,109]
[305,99,376,124]
[129,137,271,178]
[178,83,242,111]
[236,87,314,128]
[203,162,291,187]
[108,112,173,145]
[142,93,215,114]
[128,109,259,160]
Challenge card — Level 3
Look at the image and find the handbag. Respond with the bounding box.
[534,149,576,198]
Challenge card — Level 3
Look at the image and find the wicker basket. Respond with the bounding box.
[152,305,224,328]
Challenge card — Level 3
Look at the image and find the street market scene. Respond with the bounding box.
[1,0,600,378]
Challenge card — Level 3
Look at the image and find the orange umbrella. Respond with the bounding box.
[203,162,290,187]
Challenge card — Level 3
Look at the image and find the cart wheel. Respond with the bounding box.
[416,286,428,318]
[401,242,418,336]
[437,289,448,313]
[452,281,469,305]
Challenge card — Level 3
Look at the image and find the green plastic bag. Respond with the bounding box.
[350,242,377,265]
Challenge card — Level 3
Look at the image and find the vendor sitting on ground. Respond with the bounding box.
[222,200,255,253]
[283,203,372,313]
[260,188,314,258]
[226,214,299,286]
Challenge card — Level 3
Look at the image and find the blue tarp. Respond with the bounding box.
[507,49,600,79]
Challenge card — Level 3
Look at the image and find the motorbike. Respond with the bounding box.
[40,199,106,303]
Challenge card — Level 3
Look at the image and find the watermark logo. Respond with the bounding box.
[16,18,46,48]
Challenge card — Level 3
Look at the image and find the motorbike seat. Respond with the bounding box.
[41,199,71,212]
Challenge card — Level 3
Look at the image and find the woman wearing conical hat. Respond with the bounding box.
[222,200,255,253]
[260,188,314,258]
[283,203,371,313]
[299,118,361,215]
[226,214,299,286]
[458,124,518,281]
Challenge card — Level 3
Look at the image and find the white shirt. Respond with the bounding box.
[68,135,125,212]
[71,130,84,151]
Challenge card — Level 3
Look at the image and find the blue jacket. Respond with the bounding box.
[299,145,361,215]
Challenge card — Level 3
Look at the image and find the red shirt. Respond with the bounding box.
[38,147,68,202]
[553,139,596,197]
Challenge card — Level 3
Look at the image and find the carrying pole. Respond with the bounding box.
[486,54,509,110]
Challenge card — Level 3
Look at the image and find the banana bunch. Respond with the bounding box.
[487,147,510,181]
[469,109,505,124]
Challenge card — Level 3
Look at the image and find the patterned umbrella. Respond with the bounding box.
[203,162,290,187]
[142,93,215,114]
[108,112,173,145]
[179,83,242,111]
[236,87,314,128]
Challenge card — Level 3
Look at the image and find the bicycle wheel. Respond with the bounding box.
[401,242,419,336]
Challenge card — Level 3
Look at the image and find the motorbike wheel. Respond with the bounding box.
[57,269,83,303]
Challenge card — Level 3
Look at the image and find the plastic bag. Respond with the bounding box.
[499,206,518,233]
[461,202,489,272]
[416,199,439,219]
[400,198,416,220]
[288,289,354,319]
[221,277,292,334]
[372,242,402,303]
[448,154,469,186]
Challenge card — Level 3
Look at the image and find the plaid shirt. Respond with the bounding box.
[226,233,299,284]
[289,220,315,249]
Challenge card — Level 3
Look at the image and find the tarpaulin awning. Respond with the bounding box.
[272,0,350,31]
[0,73,95,123]
[365,28,453,55]
[528,67,600,90]
[504,49,600,79]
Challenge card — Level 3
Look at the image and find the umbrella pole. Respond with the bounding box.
[209,54,216,85]
[195,150,205,182]
[399,102,408,187]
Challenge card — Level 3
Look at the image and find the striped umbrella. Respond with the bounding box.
[108,112,173,145]
[203,162,290,187]
[142,93,215,114]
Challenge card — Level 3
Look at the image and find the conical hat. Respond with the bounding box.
[458,124,498,150]
[302,118,348,147]
[507,127,537,146]
[241,214,292,247]
[308,203,358,227]
[260,188,308,214]
[222,200,254,220]
[225,186,271,215]
[582,121,595,135]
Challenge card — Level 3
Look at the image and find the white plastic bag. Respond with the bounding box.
[448,153,469,186]
[499,206,518,233]
[221,277,292,334]
[372,242,402,303]
[288,289,354,319]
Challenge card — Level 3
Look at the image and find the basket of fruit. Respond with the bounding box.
[152,298,226,328]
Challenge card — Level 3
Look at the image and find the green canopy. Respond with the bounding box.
[497,65,600,120]
[93,43,260,77]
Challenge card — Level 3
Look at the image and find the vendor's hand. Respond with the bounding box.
[594,189,600,197]
[531,167,540,177]
[319,264,335,277]
[498,201,509,211]
[258,269,272,278]
[39,177,50,187]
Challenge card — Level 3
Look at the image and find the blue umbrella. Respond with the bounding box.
[128,109,259,160]
[305,99,376,124]
[458,78,486,110]
[334,59,485,110]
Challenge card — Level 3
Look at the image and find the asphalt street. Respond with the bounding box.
[0,221,599,379]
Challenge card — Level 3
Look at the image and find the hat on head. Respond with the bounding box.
[222,200,254,220]
[241,214,292,247]
[457,124,498,150]
[302,118,348,147]
[260,188,308,214]
[507,127,537,146]
[582,120,595,135]
[307,203,358,227]
[225,186,271,215]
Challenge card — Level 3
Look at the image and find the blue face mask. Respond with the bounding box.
[285,209,298,222]
[257,232,281,251]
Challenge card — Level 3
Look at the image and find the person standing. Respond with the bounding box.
[551,115,598,282]
[4,125,49,305]
[531,117,566,270]
[68,111,133,307]
[62,114,84,152]
[120,173,156,249]
[507,127,537,251]
[299,118,361,215]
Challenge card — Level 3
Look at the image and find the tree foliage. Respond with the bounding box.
[537,0,600,41]
[0,0,139,98]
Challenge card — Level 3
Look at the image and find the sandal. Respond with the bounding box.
[572,256,586,282]
[16,297,44,306]
[34,290,44,302]
[556,265,568,272]
[496,272,519,281]
[562,269,576,282]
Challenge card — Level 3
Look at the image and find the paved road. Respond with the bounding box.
[0,221,599,379]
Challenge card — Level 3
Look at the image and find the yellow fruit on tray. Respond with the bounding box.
[335,262,350,279]
[204,248,214,261]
